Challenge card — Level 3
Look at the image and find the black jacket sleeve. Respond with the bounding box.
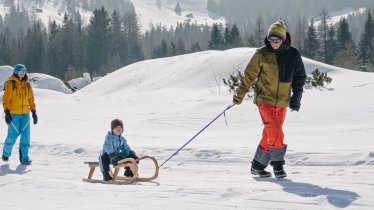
[290,51,307,111]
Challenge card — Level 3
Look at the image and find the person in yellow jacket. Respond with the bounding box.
[233,20,306,178]
[2,64,38,165]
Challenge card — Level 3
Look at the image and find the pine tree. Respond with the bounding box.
[294,13,306,52]
[175,2,182,16]
[0,28,11,64]
[170,42,177,56]
[336,17,352,50]
[191,41,201,52]
[160,38,168,57]
[87,7,110,74]
[209,24,222,50]
[64,65,80,82]
[230,24,242,48]
[358,10,374,71]
[325,25,338,65]
[246,34,256,47]
[318,8,329,63]
[109,10,122,56]
[317,8,329,63]
[333,42,360,70]
[255,15,264,47]
[303,18,319,59]
[177,38,186,54]
[223,24,231,49]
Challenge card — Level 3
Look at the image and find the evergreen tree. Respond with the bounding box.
[109,10,122,56]
[87,7,110,74]
[358,10,374,71]
[325,25,338,65]
[223,24,231,49]
[254,15,264,47]
[177,38,186,54]
[123,13,143,64]
[209,24,222,50]
[294,13,306,52]
[170,42,177,56]
[317,8,329,63]
[333,42,360,70]
[230,24,242,48]
[246,34,256,47]
[0,28,11,64]
[303,18,319,59]
[336,17,352,50]
[24,21,46,73]
[175,2,182,16]
[152,38,168,58]
[191,41,201,52]
[160,38,168,57]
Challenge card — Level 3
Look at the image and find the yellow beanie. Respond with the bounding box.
[268,20,287,39]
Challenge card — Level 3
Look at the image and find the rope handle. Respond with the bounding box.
[159,103,235,168]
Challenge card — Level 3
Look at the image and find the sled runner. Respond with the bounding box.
[82,156,159,185]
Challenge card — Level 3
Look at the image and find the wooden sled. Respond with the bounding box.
[82,156,159,185]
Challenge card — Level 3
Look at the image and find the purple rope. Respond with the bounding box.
[159,103,235,168]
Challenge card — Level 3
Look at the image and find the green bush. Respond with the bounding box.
[306,68,332,87]
[223,71,254,97]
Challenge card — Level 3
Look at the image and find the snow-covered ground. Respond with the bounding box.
[0,48,373,209]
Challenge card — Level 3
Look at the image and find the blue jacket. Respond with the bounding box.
[101,131,132,159]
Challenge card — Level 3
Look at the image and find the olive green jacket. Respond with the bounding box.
[234,36,306,109]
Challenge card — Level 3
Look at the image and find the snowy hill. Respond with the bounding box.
[132,0,225,30]
[0,48,374,209]
[0,0,225,31]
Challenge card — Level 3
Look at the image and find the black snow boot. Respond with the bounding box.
[124,166,133,177]
[270,161,287,178]
[251,159,271,178]
[103,172,112,181]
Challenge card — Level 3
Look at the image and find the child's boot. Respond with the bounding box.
[124,166,133,177]
[103,172,112,181]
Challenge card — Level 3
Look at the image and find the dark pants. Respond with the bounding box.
[99,152,138,175]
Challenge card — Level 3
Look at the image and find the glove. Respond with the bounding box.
[129,150,139,160]
[4,110,12,125]
[233,95,242,105]
[109,153,118,167]
[129,150,139,164]
[31,110,38,124]
[289,92,302,112]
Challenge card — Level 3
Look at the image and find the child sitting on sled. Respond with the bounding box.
[99,119,139,181]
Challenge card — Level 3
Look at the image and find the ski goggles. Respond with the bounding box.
[267,38,283,44]
[17,69,27,73]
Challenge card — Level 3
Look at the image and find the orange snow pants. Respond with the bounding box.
[258,103,287,152]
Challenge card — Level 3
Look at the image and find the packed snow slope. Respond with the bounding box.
[0,48,373,210]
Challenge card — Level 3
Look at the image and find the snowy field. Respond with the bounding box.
[0,48,373,209]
